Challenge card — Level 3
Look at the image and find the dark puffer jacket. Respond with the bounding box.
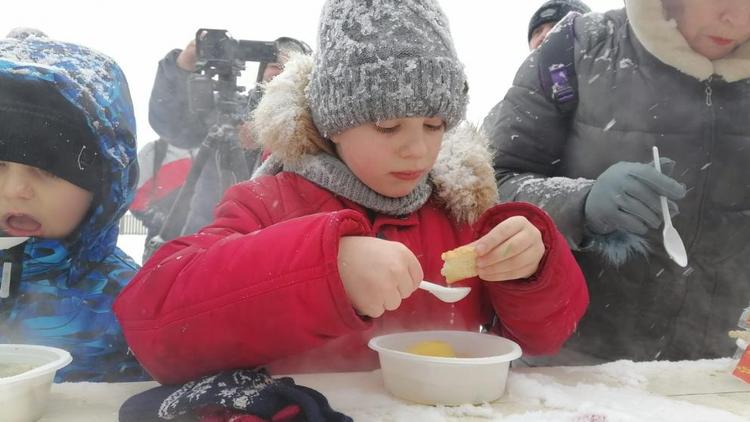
[482,0,750,363]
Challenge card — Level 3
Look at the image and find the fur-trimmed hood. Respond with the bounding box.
[626,0,750,82]
[251,53,498,224]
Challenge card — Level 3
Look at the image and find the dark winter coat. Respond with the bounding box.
[482,0,750,363]
[115,55,589,385]
[0,38,149,381]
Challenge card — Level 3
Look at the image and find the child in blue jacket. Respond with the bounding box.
[0,35,148,382]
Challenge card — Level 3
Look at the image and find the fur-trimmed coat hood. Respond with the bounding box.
[626,0,750,82]
[251,53,498,224]
[483,3,750,363]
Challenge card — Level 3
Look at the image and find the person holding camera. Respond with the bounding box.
[147,35,311,242]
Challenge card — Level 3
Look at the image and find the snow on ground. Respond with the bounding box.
[335,359,748,422]
[117,234,145,266]
[46,358,749,422]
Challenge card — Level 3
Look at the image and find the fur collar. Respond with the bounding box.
[251,53,498,224]
[626,0,750,82]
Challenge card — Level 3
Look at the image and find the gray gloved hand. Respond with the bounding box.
[585,158,687,236]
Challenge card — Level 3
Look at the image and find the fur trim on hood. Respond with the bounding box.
[626,0,750,82]
[251,53,498,224]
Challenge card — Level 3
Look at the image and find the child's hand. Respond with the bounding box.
[338,236,423,318]
[472,216,545,282]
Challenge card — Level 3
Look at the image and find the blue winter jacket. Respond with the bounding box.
[0,38,149,382]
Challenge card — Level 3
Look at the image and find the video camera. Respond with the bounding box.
[195,29,277,76]
[146,30,310,262]
[188,28,278,116]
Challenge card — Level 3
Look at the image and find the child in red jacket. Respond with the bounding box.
[114,0,589,385]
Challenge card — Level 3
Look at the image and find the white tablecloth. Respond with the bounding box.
[41,359,750,421]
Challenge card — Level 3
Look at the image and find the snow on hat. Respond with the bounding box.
[306,0,468,138]
[528,0,591,42]
[0,76,102,192]
[5,27,47,41]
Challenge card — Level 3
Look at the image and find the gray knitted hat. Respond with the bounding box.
[306,0,468,138]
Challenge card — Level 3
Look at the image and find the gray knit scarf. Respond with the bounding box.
[254,153,433,216]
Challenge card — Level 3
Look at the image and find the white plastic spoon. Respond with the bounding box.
[419,280,471,303]
[652,146,688,267]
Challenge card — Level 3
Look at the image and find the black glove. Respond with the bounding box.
[585,158,686,236]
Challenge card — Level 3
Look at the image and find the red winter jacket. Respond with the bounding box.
[115,172,588,384]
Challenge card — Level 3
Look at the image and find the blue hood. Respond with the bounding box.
[0,37,137,273]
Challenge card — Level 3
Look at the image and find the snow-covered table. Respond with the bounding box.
[42,359,750,421]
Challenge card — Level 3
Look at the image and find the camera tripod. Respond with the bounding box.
[142,29,303,259]
[144,85,257,259]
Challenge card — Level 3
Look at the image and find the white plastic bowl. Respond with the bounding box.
[368,330,522,405]
[0,344,72,422]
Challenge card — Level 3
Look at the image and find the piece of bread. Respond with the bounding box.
[440,245,477,284]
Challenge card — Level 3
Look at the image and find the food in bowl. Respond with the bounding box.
[0,344,72,422]
[369,330,522,405]
[406,340,457,357]
[0,363,35,378]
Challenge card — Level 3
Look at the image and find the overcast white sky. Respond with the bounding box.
[2,0,623,149]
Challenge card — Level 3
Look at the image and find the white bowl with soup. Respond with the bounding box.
[0,344,72,422]
[368,330,522,405]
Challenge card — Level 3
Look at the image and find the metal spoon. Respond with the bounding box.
[652,146,688,267]
[419,280,471,303]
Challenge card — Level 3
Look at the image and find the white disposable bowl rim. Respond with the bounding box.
[368,330,523,365]
[0,344,72,383]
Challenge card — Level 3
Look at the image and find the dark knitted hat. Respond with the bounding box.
[528,0,591,42]
[0,76,102,192]
[255,36,312,83]
[307,0,468,138]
